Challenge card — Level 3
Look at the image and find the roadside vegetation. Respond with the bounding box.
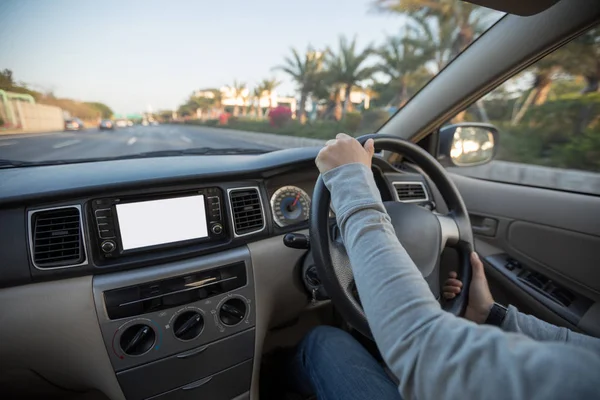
[173,1,600,172]
[0,68,113,126]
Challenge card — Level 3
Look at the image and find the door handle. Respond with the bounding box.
[471,217,498,237]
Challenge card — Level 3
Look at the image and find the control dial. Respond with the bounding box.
[119,324,155,356]
[101,240,116,253]
[211,223,223,235]
[219,298,247,326]
[173,311,204,341]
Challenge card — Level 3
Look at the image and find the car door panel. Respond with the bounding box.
[448,172,600,337]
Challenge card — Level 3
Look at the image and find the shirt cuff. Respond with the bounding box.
[322,163,384,225]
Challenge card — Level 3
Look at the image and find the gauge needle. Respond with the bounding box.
[291,193,301,207]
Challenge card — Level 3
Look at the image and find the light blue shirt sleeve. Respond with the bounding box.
[323,162,600,400]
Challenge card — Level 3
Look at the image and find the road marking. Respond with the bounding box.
[53,139,81,149]
[0,141,17,147]
[127,137,138,145]
[180,135,192,144]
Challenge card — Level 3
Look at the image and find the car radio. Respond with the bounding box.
[91,187,226,260]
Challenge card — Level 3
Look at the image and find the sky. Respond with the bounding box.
[0,0,409,114]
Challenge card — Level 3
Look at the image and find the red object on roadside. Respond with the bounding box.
[219,113,230,125]
[269,106,292,127]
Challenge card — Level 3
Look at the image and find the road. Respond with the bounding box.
[0,125,278,163]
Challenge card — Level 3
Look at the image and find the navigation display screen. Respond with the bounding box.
[116,195,208,250]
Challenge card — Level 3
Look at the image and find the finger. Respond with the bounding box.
[471,252,485,278]
[336,132,352,140]
[443,292,456,299]
[325,139,336,146]
[449,271,458,279]
[446,278,463,288]
[364,138,375,157]
[442,285,462,294]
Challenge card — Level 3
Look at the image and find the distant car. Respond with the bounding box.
[99,120,114,130]
[142,120,149,126]
[151,121,159,126]
[64,118,85,131]
[115,119,128,128]
[127,120,134,127]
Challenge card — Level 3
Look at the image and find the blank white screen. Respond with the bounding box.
[116,195,208,250]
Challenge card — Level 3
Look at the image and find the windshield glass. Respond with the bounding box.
[0,0,503,164]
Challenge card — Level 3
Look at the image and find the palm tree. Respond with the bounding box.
[376,33,434,108]
[274,46,325,123]
[260,78,281,110]
[325,35,376,119]
[230,80,246,117]
[253,85,264,118]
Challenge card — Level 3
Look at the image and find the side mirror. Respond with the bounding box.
[438,123,499,167]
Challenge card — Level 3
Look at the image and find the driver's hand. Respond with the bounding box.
[443,252,495,324]
[316,133,375,174]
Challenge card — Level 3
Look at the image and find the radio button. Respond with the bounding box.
[101,240,116,253]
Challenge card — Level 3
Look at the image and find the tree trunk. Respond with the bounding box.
[242,102,247,116]
[533,77,552,105]
[452,110,466,123]
[257,100,263,118]
[397,79,408,108]
[342,84,352,119]
[511,88,538,125]
[233,105,239,117]
[333,88,342,121]
[298,91,308,124]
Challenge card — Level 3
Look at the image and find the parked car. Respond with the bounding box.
[115,119,128,128]
[99,120,114,130]
[64,118,85,131]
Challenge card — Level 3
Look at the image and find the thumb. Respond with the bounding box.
[364,138,375,157]
[470,252,486,279]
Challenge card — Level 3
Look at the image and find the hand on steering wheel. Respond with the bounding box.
[311,133,474,338]
[316,133,375,174]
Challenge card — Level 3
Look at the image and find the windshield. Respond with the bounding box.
[0,0,502,165]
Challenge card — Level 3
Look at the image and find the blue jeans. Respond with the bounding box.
[293,326,402,400]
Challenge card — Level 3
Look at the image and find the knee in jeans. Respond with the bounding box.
[300,326,353,360]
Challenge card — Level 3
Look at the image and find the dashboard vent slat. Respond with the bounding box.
[393,182,428,203]
[30,207,86,269]
[229,188,265,236]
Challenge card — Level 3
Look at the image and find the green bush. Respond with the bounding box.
[358,109,390,133]
[343,111,362,133]
[0,117,4,126]
[494,93,600,172]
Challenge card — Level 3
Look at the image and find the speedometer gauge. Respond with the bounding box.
[270,186,311,227]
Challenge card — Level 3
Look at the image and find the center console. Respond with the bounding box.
[93,247,256,400]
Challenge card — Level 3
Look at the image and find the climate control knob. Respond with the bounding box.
[173,311,204,341]
[101,240,116,253]
[219,298,247,326]
[211,223,223,235]
[119,324,155,356]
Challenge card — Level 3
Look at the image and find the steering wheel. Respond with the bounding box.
[310,134,474,337]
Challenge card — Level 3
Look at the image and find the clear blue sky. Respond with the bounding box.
[0,0,408,114]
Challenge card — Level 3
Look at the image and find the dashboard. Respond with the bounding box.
[0,147,435,400]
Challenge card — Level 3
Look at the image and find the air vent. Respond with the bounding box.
[393,182,428,203]
[29,206,86,269]
[228,187,265,237]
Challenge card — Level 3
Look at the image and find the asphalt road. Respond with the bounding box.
[0,125,277,163]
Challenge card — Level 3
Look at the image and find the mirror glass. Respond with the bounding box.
[450,127,495,166]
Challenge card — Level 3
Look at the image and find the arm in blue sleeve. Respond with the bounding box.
[502,306,600,350]
[323,163,600,400]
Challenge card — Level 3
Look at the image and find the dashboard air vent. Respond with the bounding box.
[393,182,428,203]
[30,206,85,269]
[229,188,265,236]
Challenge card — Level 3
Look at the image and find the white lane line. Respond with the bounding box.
[180,135,192,144]
[53,139,81,149]
[0,141,17,147]
[127,137,138,145]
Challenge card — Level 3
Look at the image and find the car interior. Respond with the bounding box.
[0,1,599,399]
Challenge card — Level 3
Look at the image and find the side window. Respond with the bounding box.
[448,27,600,195]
